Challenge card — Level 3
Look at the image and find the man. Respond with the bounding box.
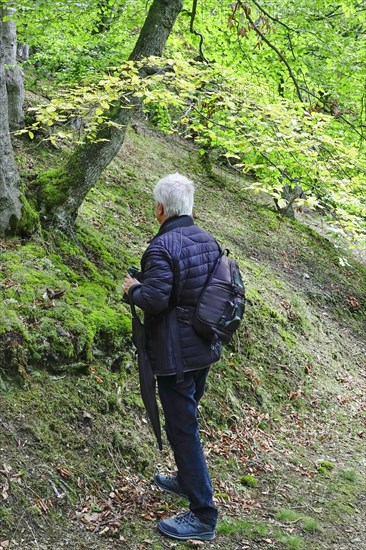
[123,173,221,541]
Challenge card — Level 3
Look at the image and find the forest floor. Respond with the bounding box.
[1,120,365,550]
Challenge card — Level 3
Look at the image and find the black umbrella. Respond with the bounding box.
[130,300,163,451]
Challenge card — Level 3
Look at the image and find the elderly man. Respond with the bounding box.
[123,173,221,541]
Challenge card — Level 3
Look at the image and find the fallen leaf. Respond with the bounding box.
[1,481,9,500]
[46,288,66,299]
[83,512,101,523]
[347,296,360,310]
[57,467,71,478]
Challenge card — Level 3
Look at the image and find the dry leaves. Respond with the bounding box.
[57,466,72,478]
[0,464,23,501]
[76,471,176,535]
[280,300,298,321]
[75,403,276,533]
[205,404,274,470]
[35,498,53,514]
[346,296,361,310]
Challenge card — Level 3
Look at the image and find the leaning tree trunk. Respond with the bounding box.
[0,10,22,236]
[2,7,24,130]
[38,0,183,232]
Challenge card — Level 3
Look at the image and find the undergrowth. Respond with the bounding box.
[1,121,365,549]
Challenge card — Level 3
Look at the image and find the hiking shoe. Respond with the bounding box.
[154,473,188,500]
[158,511,215,541]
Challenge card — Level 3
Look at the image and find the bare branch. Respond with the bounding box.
[239,2,303,101]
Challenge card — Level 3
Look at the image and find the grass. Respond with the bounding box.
[276,532,305,549]
[276,509,321,533]
[339,469,357,482]
[276,509,301,522]
[217,517,269,537]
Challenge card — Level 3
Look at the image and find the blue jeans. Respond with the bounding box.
[157,368,218,527]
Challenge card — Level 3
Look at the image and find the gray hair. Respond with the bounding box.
[154,173,194,218]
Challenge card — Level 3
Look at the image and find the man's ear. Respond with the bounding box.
[157,202,164,216]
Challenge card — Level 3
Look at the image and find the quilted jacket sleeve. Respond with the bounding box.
[129,244,173,315]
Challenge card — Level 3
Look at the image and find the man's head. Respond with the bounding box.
[154,173,194,224]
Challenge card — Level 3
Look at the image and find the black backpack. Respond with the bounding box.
[193,250,245,344]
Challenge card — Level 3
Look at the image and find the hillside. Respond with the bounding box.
[0,121,365,550]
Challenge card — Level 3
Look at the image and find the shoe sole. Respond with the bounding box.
[158,523,215,541]
[154,478,189,500]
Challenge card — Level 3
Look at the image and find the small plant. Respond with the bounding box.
[318,460,335,471]
[302,516,320,532]
[276,509,320,533]
[90,502,101,513]
[339,469,356,482]
[214,491,230,500]
[276,509,300,522]
[240,474,258,488]
[276,533,304,549]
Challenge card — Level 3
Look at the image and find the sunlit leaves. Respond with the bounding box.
[9,0,365,244]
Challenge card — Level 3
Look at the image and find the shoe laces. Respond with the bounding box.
[165,474,177,481]
[175,511,198,525]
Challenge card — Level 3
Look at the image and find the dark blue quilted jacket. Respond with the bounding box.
[130,215,222,376]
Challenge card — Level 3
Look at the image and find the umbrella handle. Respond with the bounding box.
[129,287,139,318]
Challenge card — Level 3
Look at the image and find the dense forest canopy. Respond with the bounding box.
[0,0,365,244]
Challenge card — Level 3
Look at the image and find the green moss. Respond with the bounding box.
[258,302,286,323]
[319,460,335,471]
[240,474,258,488]
[279,327,297,350]
[34,168,71,209]
[0,308,24,335]
[16,192,40,236]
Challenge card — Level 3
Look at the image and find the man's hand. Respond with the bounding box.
[122,274,139,295]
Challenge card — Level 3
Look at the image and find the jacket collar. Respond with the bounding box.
[153,215,194,240]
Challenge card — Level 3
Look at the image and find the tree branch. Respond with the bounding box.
[239,2,303,101]
[299,87,364,138]
[189,0,208,62]
[249,0,296,33]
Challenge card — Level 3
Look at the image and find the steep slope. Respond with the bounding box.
[0,122,365,549]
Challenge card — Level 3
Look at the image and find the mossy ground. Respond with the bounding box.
[1,120,365,549]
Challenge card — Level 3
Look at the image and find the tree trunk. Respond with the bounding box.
[0,10,22,236]
[38,0,183,231]
[17,43,29,62]
[2,7,24,130]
